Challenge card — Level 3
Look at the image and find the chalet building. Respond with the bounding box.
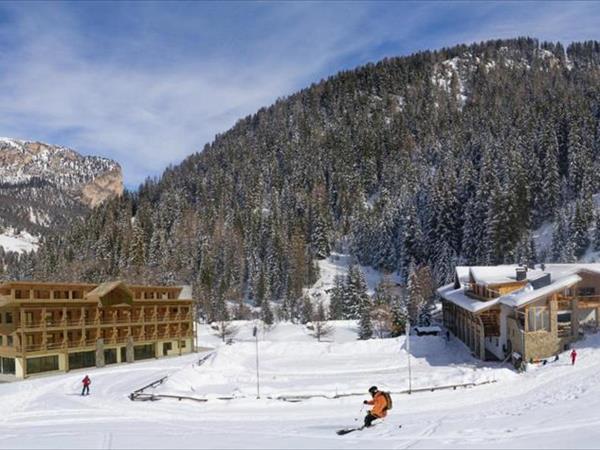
[0,281,196,379]
[438,264,600,364]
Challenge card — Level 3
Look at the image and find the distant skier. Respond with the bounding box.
[362,386,391,427]
[81,375,91,396]
[571,348,577,366]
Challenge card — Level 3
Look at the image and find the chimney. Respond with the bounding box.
[516,266,527,281]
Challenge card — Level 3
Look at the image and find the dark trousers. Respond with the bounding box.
[364,412,379,427]
[81,385,90,396]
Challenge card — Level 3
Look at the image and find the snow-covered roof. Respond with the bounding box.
[501,274,581,308]
[440,263,599,312]
[463,265,547,285]
[178,285,193,300]
[538,264,600,280]
[437,284,501,313]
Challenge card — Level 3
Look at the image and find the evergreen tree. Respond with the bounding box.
[358,301,373,340]
[328,274,346,319]
[261,299,274,326]
[300,296,314,324]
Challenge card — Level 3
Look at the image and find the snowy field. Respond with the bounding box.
[0,228,38,253]
[4,321,600,448]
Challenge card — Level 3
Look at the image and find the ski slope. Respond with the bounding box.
[2,322,600,448]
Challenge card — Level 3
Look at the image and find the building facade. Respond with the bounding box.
[0,281,196,378]
[438,264,600,364]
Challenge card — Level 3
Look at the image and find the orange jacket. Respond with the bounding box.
[366,392,388,418]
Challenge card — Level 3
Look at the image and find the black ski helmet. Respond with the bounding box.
[368,386,378,395]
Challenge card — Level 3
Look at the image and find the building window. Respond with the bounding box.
[5,313,12,324]
[7,336,13,346]
[578,287,596,297]
[27,355,59,374]
[528,307,550,332]
[0,336,3,346]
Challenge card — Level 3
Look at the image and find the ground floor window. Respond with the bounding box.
[104,348,117,365]
[162,342,172,356]
[0,357,15,374]
[528,307,550,332]
[180,340,186,348]
[69,351,96,370]
[27,355,59,374]
[134,344,155,361]
[557,311,572,323]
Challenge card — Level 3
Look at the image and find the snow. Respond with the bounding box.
[437,284,500,313]
[304,252,402,306]
[7,321,600,447]
[468,265,546,285]
[0,228,39,253]
[501,274,581,308]
[442,264,600,311]
[163,322,497,400]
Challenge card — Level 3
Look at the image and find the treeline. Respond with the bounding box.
[30,37,600,321]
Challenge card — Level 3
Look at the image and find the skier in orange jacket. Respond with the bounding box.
[363,386,388,427]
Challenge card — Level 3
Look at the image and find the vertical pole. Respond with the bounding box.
[406,319,412,394]
[253,325,260,399]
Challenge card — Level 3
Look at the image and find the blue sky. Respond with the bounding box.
[0,1,598,188]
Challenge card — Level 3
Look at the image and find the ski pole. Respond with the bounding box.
[354,404,365,422]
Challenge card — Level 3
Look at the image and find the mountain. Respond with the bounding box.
[0,138,122,275]
[31,37,600,320]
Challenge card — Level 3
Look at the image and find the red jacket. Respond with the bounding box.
[82,376,91,386]
[571,350,577,359]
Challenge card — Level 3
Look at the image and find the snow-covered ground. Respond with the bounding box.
[162,322,507,399]
[0,228,38,253]
[4,321,600,448]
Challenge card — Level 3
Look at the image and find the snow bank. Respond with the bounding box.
[162,321,509,399]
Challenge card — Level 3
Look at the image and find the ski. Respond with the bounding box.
[336,424,401,435]
[336,427,363,435]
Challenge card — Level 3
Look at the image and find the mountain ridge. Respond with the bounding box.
[0,137,123,277]
[29,37,600,321]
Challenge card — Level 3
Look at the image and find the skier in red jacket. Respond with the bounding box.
[81,375,91,396]
[571,348,577,366]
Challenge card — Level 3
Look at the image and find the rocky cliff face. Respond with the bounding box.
[0,138,123,252]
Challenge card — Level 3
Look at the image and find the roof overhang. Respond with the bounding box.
[85,281,134,307]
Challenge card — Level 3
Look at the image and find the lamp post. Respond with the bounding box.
[406,319,412,394]
[253,324,260,399]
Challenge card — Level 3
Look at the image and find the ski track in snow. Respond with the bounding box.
[3,322,600,448]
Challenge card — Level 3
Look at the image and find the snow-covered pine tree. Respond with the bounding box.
[390,294,408,337]
[358,300,373,340]
[594,212,600,251]
[300,296,314,324]
[346,265,369,319]
[328,274,346,320]
[551,208,571,262]
[571,199,591,257]
[406,261,424,324]
[261,299,274,326]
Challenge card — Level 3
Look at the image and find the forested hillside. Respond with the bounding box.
[31,37,600,320]
[0,138,122,279]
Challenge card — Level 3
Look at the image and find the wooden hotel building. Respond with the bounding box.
[0,280,195,378]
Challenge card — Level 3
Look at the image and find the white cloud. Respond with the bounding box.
[0,3,384,186]
[0,2,598,186]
